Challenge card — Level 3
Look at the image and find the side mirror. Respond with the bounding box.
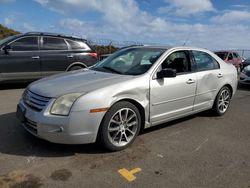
[3,45,11,54]
[157,68,176,79]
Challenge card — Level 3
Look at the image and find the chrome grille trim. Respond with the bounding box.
[23,89,51,112]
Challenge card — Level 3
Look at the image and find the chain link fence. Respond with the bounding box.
[235,50,250,60]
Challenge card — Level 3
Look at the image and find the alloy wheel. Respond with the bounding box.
[107,108,138,147]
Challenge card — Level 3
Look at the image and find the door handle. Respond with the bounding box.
[67,55,74,58]
[31,56,40,59]
[186,79,195,84]
[217,73,223,78]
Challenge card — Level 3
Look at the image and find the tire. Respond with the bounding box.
[68,65,84,71]
[99,101,141,151]
[212,86,231,116]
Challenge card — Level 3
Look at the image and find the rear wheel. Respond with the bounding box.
[212,86,231,116]
[99,101,141,151]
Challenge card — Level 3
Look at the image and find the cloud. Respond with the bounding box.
[33,0,250,50]
[211,10,250,24]
[159,0,215,16]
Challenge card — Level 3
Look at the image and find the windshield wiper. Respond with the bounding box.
[102,66,122,74]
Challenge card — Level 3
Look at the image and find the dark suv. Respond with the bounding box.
[0,32,98,83]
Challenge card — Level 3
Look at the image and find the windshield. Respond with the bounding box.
[0,35,18,46]
[215,52,228,60]
[93,48,165,75]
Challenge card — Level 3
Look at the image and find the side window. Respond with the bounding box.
[66,40,89,50]
[192,51,219,71]
[233,52,239,58]
[42,37,68,50]
[9,37,38,51]
[228,53,233,60]
[161,51,190,73]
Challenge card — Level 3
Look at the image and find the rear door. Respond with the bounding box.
[191,50,221,111]
[0,36,41,81]
[40,36,72,77]
[66,39,98,67]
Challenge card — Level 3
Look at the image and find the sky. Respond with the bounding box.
[0,0,250,50]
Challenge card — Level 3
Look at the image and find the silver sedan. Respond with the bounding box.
[16,46,238,151]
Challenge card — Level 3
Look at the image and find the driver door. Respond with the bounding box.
[150,50,197,125]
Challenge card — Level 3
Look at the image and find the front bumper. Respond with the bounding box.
[16,99,105,144]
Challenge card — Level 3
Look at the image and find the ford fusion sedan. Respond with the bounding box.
[0,32,98,83]
[16,46,238,151]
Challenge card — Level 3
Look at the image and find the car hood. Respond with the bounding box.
[28,69,133,98]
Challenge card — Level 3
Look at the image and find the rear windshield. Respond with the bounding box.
[215,52,228,60]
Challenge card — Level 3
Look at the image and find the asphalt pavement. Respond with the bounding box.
[0,83,249,188]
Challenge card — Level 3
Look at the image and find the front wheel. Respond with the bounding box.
[99,101,141,151]
[212,86,231,116]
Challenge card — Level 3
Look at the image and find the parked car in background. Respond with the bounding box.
[215,51,242,73]
[16,46,237,151]
[239,65,250,85]
[242,57,250,69]
[0,32,98,83]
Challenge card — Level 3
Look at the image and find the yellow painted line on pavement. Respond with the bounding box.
[118,167,141,182]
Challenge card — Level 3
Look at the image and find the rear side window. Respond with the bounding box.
[228,53,233,60]
[66,40,89,50]
[215,52,228,60]
[192,51,219,71]
[42,37,68,50]
[10,37,38,51]
[233,52,240,58]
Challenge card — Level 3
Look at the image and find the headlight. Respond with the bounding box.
[50,93,82,116]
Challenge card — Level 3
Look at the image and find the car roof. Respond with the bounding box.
[127,45,211,52]
[21,32,87,42]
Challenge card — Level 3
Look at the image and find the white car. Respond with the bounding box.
[16,46,238,151]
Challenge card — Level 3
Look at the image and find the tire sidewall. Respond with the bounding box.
[99,101,141,151]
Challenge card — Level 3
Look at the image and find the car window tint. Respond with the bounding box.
[215,52,227,60]
[228,53,233,60]
[42,37,68,50]
[66,40,88,50]
[233,53,239,58]
[10,37,38,51]
[193,51,219,71]
[161,51,190,73]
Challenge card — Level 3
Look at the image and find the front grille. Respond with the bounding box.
[23,89,51,112]
[24,118,38,135]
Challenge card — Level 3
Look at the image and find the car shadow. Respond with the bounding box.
[0,112,107,157]
[0,110,216,158]
[238,83,250,91]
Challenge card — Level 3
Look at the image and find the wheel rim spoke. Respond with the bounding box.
[127,114,135,122]
[112,131,120,141]
[109,126,120,132]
